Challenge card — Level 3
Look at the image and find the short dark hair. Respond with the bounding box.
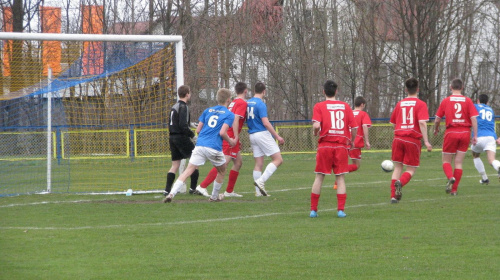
[478,93,489,104]
[354,96,366,107]
[254,82,266,94]
[178,85,190,98]
[324,80,338,97]
[405,78,419,94]
[235,82,247,94]
[451,78,463,90]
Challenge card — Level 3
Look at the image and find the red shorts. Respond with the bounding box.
[315,145,349,175]
[222,140,241,159]
[391,137,421,167]
[349,148,362,160]
[443,131,470,153]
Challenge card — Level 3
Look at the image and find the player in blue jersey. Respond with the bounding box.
[471,94,500,184]
[163,88,236,203]
[247,82,285,196]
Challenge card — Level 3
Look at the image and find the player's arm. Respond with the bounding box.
[362,124,371,149]
[231,115,240,141]
[196,122,204,135]
[220,123,236,147]
[471,116,478,145]
[433,116,442,135]
[312,121,320,136]
[350,127,357,144]
[262,117,284,145]
[179,105,195,138]
[419,120,432,152]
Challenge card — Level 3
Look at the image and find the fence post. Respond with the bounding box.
[46,68,52,193]
[130,124,135,161]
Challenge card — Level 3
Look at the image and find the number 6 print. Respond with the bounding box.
[208,115,219,128]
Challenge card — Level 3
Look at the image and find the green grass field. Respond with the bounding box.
[1,152,499,279]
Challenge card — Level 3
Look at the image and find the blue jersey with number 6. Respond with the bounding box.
[196,105,235,151]
[475,103,496,139]
[246,97,268,134]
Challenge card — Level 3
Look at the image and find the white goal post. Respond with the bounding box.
[0,32,184,195]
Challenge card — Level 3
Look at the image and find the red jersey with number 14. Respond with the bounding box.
[390,97,429,140]
[227,98,247,138]
[312,100,357,146]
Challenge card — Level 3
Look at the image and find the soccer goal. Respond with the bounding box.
[0,32,184,196]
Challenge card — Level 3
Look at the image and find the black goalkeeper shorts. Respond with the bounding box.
[169,135,195,161]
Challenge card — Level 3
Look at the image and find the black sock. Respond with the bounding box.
[165,172,176,193]
[190,169,199,191]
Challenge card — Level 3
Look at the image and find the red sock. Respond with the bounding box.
[452,169,463,192]
[390,179,397,198]
[443,163,453,179]
[348,164,358,173]
[311,193,320,211]
[225,170,239,193]
[400,172,412,187]
[201,168,218,188]
[337,193,347,211]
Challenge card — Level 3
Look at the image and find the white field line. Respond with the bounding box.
[0,195,491,231]
[0,195,495,231]
[0,198,452,231]
[236,173,495,194]
[0,174,493,208]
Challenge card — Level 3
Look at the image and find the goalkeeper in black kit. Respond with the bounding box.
[164,85,199,195]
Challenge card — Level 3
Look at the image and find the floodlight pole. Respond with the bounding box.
[47,68,52,193]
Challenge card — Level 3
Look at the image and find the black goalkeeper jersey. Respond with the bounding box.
[169,100,195,138]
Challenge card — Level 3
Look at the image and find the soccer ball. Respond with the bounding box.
[381,160,394,172]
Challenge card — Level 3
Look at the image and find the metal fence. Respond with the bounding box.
[2,118,499,161]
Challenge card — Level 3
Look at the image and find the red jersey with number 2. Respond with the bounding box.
[390,97,429,140]
[435,95,478,132]
[353,110,372,148]
[227,98,247,138]
[312,100,357,146]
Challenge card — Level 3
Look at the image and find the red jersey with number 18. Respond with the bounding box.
[226,98,247,138]
[390,97,429,140]
[312,100,357,146]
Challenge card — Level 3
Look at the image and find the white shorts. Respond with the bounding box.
[189,146,227,167]
[249,131,280,157]
[471,136,497,153]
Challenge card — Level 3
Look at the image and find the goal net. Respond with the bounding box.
[0,32,184,196]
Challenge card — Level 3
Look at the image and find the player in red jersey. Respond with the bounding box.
[333,96,371,190]
[433,78,478,195]
[195,82,248,197]
[310,80,357,218]
[389,78,432,203]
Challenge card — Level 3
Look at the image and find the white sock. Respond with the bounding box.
[260,163,278,183]
[253,171,261,193]
[170,180,184,197]
[473,158,488,180]
[492,160,500,173]
[211,181,222,199]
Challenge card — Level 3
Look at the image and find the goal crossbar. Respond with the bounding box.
[0,32,184,87]
[0,32,182,43]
